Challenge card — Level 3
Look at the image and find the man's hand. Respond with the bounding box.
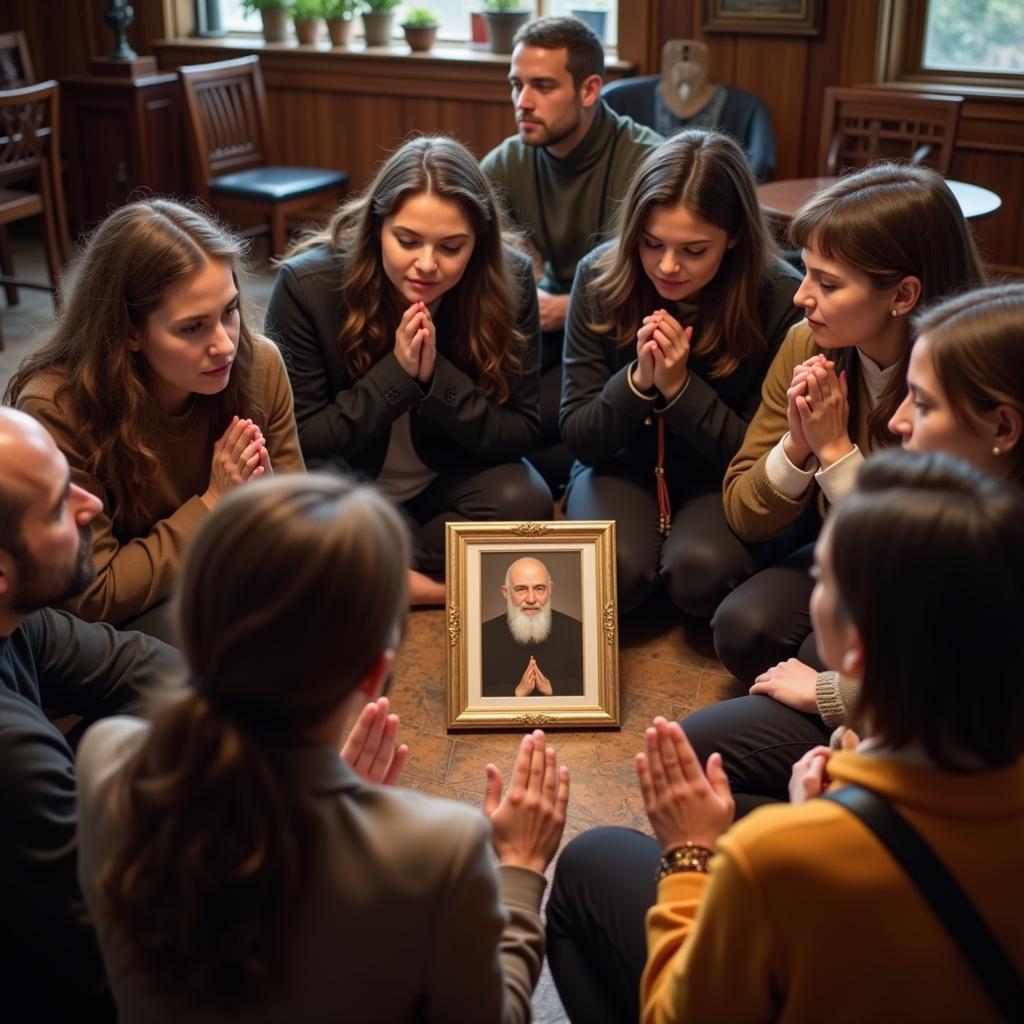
[533,659,552,696]
[340,696,409,785]
[537,288,570,333]
[514,660,536,697]
[749,658,819,713]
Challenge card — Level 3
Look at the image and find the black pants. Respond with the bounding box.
[526,358,575,495]
[403,460,552,574]
[565,461,759,616]
[711,540,821,684]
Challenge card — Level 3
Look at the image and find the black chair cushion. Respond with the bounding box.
[210,166,349,202]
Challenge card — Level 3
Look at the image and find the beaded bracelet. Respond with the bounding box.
[657,842,715,880]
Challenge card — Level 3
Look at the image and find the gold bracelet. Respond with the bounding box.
[657,842,715,880]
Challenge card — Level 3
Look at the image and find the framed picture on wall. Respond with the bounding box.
[445,521,619,730]
[702,0,823,37]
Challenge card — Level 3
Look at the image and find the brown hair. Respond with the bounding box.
[588,130,779,378]
[512,15,605,86]
[790,163,988,450]
[97,474,410,1006]
[4,198,261,527]
[912,283,1024,484]
[831,449,1024,770]
[286,135,526,403]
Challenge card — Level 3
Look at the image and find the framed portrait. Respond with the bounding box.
[445,521,619,730]
[701,0,823,37]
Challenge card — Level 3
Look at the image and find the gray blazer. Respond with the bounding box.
[77,717,546,1023]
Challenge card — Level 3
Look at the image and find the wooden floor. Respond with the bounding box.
[1,229,742,1022]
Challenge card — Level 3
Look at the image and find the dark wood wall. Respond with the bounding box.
[3,0,1022,273]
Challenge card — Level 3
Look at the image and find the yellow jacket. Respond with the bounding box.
[642,751,1024,1023]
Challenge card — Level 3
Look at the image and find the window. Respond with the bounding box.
[922,0,1024,74]
[217,2,618,47]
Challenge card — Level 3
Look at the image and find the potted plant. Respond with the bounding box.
[402,7,439,52]
[362,0,402,47]
[324,0,359,46]
[242,0,289,44]
[291,0,324,44]
[482,0,531,55]
[570,1,607,42]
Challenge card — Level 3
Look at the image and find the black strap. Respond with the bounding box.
[825,785,1023,1022]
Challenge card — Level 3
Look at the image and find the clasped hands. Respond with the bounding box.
[515,656,552,697]
[202,415,272,508]
[394,301,437,384]
[783,353,854,470]
[632,308,692,401]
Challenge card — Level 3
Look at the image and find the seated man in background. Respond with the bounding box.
[482,16,662,492]
[0,408,183,1021]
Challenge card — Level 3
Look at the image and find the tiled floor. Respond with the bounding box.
[2,229,742,1022]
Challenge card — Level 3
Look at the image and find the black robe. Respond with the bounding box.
[480,609,584,697]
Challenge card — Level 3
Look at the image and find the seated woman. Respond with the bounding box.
[560,129,802,614]
[6,199,302,641]
[681,280,1024,816]
[264,135,551,605]
[75,474,570,1022]
[549,450,1024,1023]
[712,162,986,683]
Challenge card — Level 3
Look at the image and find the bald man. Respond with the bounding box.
[0,408,182,1020]
[481,556,583,697]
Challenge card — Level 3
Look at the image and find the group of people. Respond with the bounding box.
[1,14,1021,1023]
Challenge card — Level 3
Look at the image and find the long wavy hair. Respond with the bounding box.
[790,163,988,450]
[588,129,779,379]
[96,474,410,1007]
[911,283,1024,484]
[4,198,261,527]
[830,450,1024,770]
[286,135,526,403]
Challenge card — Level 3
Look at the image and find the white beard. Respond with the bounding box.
[507,601,553,645]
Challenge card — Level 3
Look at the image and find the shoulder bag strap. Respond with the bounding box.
[825,784,1022,1022]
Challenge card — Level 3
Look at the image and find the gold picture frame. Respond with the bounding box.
[445,520,619,730]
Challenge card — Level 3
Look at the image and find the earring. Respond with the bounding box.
[993,445,1002,455]
[891,309,898,318]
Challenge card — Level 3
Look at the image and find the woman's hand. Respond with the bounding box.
[201,416,266,508]
[633,319,658,392]
[394,301,437,384]
[646,310,692,400]
[483,729,570,873]
[783,355,825,468]
[749,658,819,714]
[341,696,409,785]
[796,361,853,467]
[636,717,734,852]
[788,745,832,804]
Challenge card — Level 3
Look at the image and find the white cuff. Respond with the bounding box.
[765,434,818,499]
[626,361,657,401]
[815,445,865,504]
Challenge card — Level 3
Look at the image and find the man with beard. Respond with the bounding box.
[481,556,584,697]
[0,408,182,1021]
[481,17,661,492]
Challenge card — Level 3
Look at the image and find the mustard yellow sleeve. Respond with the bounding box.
[642,840,782,1024]
[722,323,819,542]
[16,392,207,626]
[254,336,305,474]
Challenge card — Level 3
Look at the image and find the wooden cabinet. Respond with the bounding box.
[63,64,185,233]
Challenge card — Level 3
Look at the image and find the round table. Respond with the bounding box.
[756,176,1002,223]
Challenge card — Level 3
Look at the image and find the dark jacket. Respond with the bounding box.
[560,244,803,487]
[263,244,541,478]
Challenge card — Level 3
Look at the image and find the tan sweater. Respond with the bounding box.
[722,322,877,542]
[17,337,303,626]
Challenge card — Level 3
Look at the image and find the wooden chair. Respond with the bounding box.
[0,80,69,349]
[177,55,349,258]
[819,87,963,176]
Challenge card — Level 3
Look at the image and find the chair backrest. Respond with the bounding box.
[0,80,58,184]
[601,74,660,129]
[177,55,271,200]
[819,87,963,176]
[0,30,34,90]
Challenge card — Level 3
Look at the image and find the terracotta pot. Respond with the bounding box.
[260,5,288,43]
[403,24,438,52]
[484,10,530,55]
[362,12,395,47]
[327,16,356,47]
[294,17,322,45]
